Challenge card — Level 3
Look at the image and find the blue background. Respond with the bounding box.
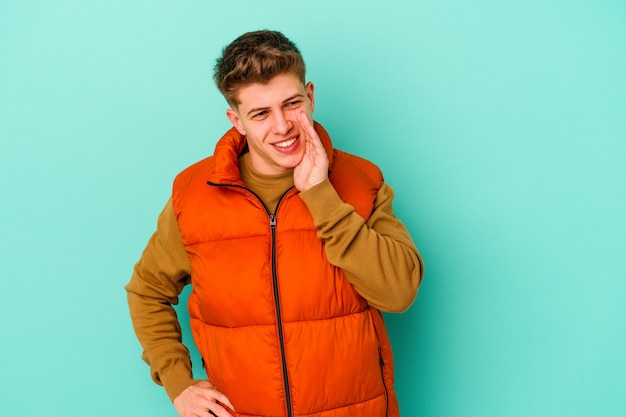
[1,1,625,416]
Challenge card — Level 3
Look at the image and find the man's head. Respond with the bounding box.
[214,30,306,108]
[214,30,316,176]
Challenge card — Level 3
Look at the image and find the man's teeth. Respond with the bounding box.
[275,138,296,148]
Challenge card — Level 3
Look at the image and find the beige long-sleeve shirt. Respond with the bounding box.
[126,153,423,401]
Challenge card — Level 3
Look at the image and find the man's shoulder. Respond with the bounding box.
[171,155,216,196]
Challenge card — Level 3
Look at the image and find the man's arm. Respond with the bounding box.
[293,110,423,311]
[125,198,199,400]
[299,180,423,312]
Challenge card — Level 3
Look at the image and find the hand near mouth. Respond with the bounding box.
[293,110,329,192]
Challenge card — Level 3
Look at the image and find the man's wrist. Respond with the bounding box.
[299,179,346,222]
[160,365,201,402]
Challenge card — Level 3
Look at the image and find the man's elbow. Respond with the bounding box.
[386,261,424,313]
[385,286,418,312]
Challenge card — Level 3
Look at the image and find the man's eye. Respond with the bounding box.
[253,111,268,118]
[286,100,301,108]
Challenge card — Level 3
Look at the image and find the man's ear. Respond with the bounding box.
[226,109,246,135]
[305,82,315,113]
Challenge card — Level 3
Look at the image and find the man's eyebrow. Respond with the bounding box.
[246,94,305,117]
[282,93,305,104]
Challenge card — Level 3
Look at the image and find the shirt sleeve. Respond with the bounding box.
[124,198,200,401]
[298,179,424,312]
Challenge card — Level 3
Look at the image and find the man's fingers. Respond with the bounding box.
[187,398,232,417]
[206,401,234,417]
[174,380,235,417]
[196,389,234,416]
[297,110,316,139]
[215,399,236,415]
[293,109,329,191]
[199,388,233,410]
[297,110,325,159]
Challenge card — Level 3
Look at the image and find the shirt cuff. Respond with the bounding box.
[159,363,201,402]
[298,179,346,223]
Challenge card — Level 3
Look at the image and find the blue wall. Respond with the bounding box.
[1,1,625,416]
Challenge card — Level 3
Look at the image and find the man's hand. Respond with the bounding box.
[293,110,329,192]
[173,380,235,417]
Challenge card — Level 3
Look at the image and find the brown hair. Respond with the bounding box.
[214,30,306,108]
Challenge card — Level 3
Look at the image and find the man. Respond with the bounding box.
[126,30,423,417]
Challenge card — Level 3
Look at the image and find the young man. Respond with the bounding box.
[126,30,423,417]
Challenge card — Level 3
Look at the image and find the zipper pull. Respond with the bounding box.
[269,214,277,228]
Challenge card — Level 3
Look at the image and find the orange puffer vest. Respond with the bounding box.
[172,123,399,417]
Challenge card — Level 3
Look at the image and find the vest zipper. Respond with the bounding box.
[269,213,293,417]
[207,181,294,417]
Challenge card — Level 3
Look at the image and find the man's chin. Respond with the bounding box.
[278,151,305,169]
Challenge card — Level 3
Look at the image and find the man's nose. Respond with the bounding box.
[273,110,292,135]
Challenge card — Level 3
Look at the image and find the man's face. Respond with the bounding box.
[226,73,315,175]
